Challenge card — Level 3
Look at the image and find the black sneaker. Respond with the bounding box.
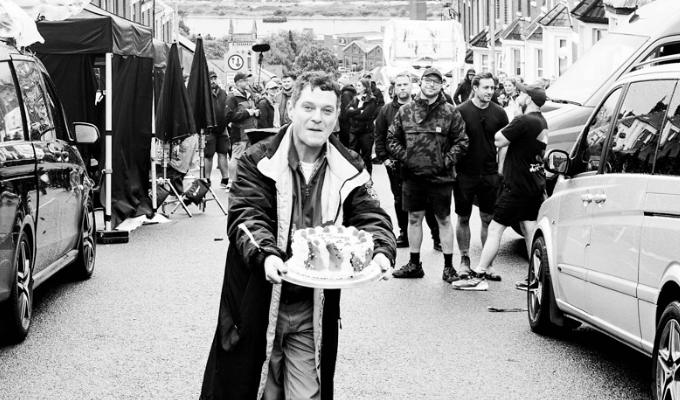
[220,178,229,188]
[396,233,409,248]
[433,240,442,252]
[392,261,424,279]
[458,256,472,278]
[442,266,460,283]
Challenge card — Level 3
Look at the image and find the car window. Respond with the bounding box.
[653,84,680,176]
[41,73,69,141]
[571,87,623,175]
[13,60,56,141]
[0,61,24,142]
[604,80,676,174]
[634,41,680,70]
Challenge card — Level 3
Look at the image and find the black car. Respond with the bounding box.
[0,39,99,343]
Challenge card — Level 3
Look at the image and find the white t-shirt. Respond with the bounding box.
[300,161,315,183]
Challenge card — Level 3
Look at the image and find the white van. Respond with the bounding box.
[530,63,680,400]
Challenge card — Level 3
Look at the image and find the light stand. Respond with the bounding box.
[252,39,271,88]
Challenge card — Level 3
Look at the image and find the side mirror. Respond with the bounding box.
[544,149,570,175]
[73,122,100,144]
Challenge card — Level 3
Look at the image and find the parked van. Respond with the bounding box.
[545,0,680,155]
[529,63,680,400]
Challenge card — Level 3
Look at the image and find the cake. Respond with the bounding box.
[288,225,374,279]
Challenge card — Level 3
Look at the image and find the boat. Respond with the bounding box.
[262,16,287,23]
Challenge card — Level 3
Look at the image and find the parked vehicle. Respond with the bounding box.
[0,39,100,343]
[544,0,680,154]
[528,64,680,400]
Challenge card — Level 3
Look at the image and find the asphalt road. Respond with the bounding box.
[0,165,652,399]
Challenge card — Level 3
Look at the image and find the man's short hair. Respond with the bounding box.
[282,71,297,80]
[472,72,495,88]
[291,71,342,108]
[394,71,412,83]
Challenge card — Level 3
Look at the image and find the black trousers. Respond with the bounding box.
[386,162,439,241]
[349,132,374,175]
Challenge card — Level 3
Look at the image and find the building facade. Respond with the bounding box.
[342,40,384,71]
[89,0,176,42]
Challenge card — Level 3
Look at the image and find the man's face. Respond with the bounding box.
[394,76,412,101]
[236,77,250,91]
[420,74,442,98]
[289,86,339,149]
[467,72,476,81]
[210,75,218,89]
[473,78,495,104]
[282,77,294,90]
[267,85,280,98]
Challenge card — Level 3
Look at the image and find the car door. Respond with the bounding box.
[12,58,68,273]
[637,86,680,354]
[552,87,624,314]
[585,79,677,347]
[0,60,38,300]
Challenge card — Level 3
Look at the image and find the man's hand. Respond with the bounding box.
[373,253,391,280]
[384,159,394,168]
[264,255,287,284]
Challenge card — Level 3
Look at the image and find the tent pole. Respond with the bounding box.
[105,52,113,232]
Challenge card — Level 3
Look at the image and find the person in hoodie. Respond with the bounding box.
[338,83,356,148]
[387,68,468,281]
[346,78,378,174]
[226,72,259,185]
[374,72,441,251]
[276,71,296,126]
[453,68,476,105]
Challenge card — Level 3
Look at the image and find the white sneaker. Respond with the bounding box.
[452,277,489,291]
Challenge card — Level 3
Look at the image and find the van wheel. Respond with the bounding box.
[0,229,34,343]
[653,301,680,400]
[527,236,559,334]
[70,201,96,280]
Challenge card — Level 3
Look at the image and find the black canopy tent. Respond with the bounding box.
[32,6,157,234]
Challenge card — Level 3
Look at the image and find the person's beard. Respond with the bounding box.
[397,92,410,102]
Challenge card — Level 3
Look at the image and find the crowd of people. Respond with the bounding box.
[196,66,551,399]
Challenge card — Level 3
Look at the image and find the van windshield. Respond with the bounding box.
[547,33,648,106]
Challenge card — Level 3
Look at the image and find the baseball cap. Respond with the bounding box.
[421,67,443,81]
[234,72,252,83]
[265,80,280,90]
[516,82,547,107]
[209,70,217,78]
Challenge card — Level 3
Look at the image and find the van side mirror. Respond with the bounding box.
[73,122,100,144]
[544,149,570,175]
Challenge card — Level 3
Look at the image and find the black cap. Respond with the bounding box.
[516,82,547,107]
[234,72,252,83]
[421,67,442,81]
[209,70,217,78]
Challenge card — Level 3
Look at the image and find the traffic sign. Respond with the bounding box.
[227,54,244,71]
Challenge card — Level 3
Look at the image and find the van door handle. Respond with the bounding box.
[593,193,607,206]
[581,193,593,206]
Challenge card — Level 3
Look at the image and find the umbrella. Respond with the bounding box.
[155,42,195,142]
[186,35,216,131]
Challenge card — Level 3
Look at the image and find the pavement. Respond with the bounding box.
[0,165,652,399]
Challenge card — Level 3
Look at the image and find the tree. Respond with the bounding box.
[294,46,339,74]
[178,18,191,37]
[262,30,317,71]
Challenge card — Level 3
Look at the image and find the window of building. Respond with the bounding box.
[536,48,543,78]
[592,28,604,44]
[604,80,676,175]
[481,54,489,72]
[0,62,24,142]
[513,48,521,75]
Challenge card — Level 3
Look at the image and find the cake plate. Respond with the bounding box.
[281,261,383,289]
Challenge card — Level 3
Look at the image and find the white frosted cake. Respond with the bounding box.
[288,225,374,279]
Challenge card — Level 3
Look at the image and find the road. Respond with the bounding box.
[0,165,652,399]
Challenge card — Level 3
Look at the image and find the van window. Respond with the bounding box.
[12,60,56,141]
[571,87,623,175]
[0,61,24,142]
[653,84,680,176]
[635,42,680,69]
[604,80,676,175]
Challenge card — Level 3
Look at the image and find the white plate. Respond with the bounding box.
[281,261,383,289]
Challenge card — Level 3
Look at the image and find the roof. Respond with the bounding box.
[539,3,573,28]
[500,18,530,41]
[469,27,502,48]
[572,0,608,24]
[604,0,643,8]
[525,15,544,40]
[343,39,381,54]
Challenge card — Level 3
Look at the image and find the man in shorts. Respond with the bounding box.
[387,68,468,280]
[453,72,508,282]
[205,70,231,187]
[453,83,548,291]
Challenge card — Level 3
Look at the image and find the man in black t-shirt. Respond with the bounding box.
[453,72,509,282]
[453,82,548,291]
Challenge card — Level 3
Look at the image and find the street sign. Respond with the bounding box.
[227,54,244,71]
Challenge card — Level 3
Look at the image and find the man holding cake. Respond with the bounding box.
[387,67,468,282]
[200,71,396,400]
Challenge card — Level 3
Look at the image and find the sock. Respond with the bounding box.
[410,252,420,264]
[444,253,453,268]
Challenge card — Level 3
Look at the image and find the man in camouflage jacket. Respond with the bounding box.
[387,67,468,281]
